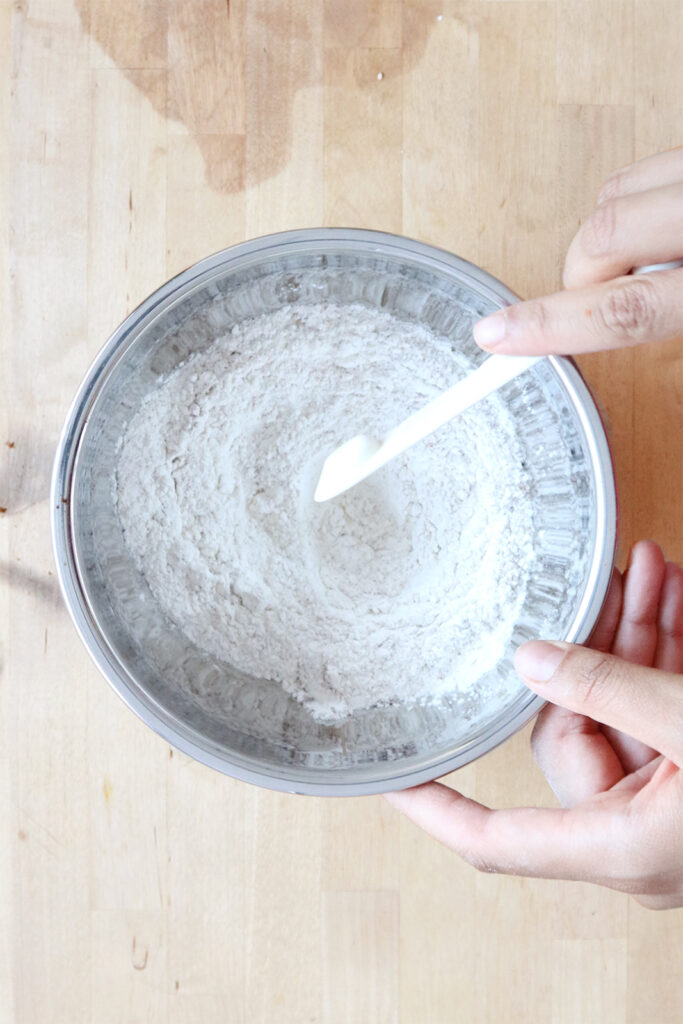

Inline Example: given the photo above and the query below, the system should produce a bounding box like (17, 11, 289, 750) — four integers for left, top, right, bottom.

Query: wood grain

(88, 68, 168, 344)
(0, 3, 13, 1019)
(245, 0, 324, 235)
(8, 11, 92, 1022)
(3, 1, 683, 1022)
(323, 890, 399, 1024)
(402, 2, 479, 255)
(478, 2, 559, 297)
(166, 133, 246, 275)
(551, 938, 628, 1024)
(168, 0, 246, 135)
(88, 0, 168, 71)
(322, 795, 399, 890)
(557, 0, 634, 106)
(323, 44, 403, 230)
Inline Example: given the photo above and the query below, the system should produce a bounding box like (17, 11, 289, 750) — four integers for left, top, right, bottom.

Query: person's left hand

(384, 540, 683, 909)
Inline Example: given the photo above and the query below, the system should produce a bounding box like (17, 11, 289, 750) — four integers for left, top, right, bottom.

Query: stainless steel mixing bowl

(51, 229, 617, 795)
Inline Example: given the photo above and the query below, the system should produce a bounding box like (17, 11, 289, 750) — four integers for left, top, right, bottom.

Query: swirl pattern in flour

(116, 303, 535, 722)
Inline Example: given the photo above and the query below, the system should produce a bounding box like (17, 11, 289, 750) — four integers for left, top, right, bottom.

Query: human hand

(385, 541, 683, 909)
(473, 148, 683, 355)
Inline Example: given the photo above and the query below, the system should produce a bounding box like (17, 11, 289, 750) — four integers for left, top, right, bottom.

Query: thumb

(515, 641, 683, 765)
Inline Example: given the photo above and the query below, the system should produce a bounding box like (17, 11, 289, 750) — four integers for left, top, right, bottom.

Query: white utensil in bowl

(313, 352, 540, 502)
(313, 259, 683, 504)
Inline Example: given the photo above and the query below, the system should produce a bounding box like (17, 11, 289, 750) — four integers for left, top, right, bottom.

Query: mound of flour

(116, 303, 535, 722)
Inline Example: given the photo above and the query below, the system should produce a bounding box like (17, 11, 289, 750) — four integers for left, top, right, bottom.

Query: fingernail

(473, 312, 506, 349)
(514, 641, 567, 684)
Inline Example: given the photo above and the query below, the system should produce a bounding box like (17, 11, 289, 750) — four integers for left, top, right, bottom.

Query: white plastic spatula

(313, 353, 541, 502)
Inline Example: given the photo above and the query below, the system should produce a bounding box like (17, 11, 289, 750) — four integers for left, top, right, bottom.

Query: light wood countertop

(2, 1, 682, 1021)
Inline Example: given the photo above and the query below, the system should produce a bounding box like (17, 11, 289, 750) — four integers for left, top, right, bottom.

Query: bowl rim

(51, 228, 617, 796)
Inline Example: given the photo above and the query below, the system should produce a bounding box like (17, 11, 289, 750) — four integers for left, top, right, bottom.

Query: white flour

(116, 303, 535, 722)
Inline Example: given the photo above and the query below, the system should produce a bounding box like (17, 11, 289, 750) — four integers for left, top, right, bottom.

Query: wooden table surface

(2, 1, 683, 1021)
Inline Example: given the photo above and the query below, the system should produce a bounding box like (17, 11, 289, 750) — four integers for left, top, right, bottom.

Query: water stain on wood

(73, 0, 435, 194)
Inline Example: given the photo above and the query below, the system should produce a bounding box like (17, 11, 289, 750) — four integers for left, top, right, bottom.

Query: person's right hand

(473, 148, 683, 355)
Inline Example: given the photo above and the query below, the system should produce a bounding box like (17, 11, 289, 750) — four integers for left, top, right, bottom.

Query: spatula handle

(381, 353, 541, 460)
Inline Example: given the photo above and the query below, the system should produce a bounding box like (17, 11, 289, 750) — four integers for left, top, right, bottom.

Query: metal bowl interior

(51, 229, 616, 795)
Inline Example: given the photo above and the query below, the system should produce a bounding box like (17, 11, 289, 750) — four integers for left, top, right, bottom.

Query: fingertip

(476, 298, 563, 357)
(383, 786, 418, 810)
(622, 540, 666, 588)
(629, 539, 665, 565)
(383, 781, 442, 810)
(382, 782, 482, 849)
(514, 640, 570, 686)
(473, 306, 546, 354)
(473, 311, 507, 350)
